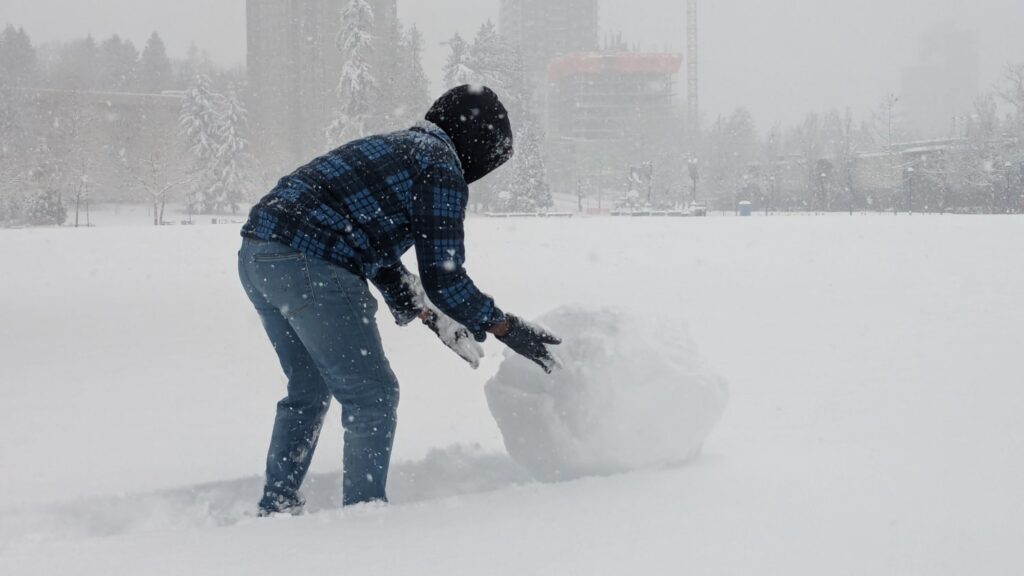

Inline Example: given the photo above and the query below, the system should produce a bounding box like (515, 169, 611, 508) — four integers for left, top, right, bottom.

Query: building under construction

(546, 51, 684, 204)
(497, 1, 696, 207)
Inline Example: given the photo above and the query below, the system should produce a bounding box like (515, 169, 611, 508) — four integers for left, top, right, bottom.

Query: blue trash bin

(738, 201, 752, 217)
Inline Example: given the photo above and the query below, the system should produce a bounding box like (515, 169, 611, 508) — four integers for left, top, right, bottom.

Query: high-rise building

(498, 0, 600, 82)
(900, 25, 980, 139)
(246, 0, 397, 174)
(687, 0, 699, 133)
(546, 52, 683, 201)
(498, 0, 601, 195)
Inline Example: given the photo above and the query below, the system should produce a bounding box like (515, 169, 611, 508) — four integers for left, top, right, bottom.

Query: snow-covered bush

(0, 187, 25, 226)
(25, 188, 67, 226)
(486, 307, 728, 482)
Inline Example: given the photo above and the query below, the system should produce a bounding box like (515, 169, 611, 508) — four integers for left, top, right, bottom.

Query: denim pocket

(249, 250, 316, 318)
(252, 251, 304, 263)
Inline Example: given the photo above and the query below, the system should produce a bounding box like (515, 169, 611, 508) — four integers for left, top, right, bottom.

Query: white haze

(2, 0, 1024, 126)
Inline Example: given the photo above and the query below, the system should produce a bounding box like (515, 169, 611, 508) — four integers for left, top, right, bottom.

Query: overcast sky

(3, 0, 1023, 128)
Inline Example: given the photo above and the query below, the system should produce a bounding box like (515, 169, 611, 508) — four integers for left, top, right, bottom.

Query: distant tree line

(0, 24, 251, 226)
(689, 68, 1024, 215)
(1, 4, 554, 226)
(6, 14, 1023, 226)
(1, 25, 230, 95)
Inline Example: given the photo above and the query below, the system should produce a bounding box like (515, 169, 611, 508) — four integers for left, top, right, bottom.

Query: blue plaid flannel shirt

(241, 121, 505, 340)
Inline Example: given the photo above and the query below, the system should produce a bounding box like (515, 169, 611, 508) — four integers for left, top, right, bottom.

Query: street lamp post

(74, 175, 89, 228)
(906, 166, 915, 215)
(687, 157, 699, 206)
(819, 172, 828, 214)
(645, 161, 655, 207)
(1005, 161, 1014, 214)
(1019, 161, 1024, 214)
(741, 174, 750, 215)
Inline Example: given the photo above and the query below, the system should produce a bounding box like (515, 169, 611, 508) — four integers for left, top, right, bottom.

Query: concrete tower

(499, 0, 600, 82)
(246, 0, 398, 174)
(687, 0, 699, 133)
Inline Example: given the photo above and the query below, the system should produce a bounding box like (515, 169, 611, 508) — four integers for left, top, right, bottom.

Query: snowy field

(1, 213, 1022, 575)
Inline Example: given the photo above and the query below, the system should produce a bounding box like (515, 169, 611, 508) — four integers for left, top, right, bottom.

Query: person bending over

(237, 85, 561, 515)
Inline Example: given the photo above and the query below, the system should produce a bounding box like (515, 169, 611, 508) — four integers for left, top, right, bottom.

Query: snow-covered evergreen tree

(442, 33, 474, 88)
(373, 16, 406, 131)
(466, 21, 529, 112)
(176, 42, 213, 88)
(0, 25, 36, 86)
(137, 32, 174, 93)
(179, 74, 224, 213)
(97, 35, 138, 91)
(53, 35, 99, 91)
(211, 91, 256, 214)
(180, 76, 257, 214)
(327, 0, 377, 147)
(459, 22, 549, 212)
(396, 25, 431, 125)
(503, 114, 552, 212)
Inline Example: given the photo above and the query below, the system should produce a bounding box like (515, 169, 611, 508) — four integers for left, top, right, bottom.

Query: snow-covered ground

(1, 212, 1022, 574)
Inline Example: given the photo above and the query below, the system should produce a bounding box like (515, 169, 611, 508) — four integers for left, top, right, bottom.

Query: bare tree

(825, 108, 859, 212)
(997, 63, 1024, 132)
(133, 149, 192, 226)
(0, 165, 29, 225)
(868, 94, 905, 210)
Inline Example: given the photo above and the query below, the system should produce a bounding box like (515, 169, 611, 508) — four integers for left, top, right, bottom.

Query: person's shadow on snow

(306, 445, 532, 512)
(0, 446, 532, 548)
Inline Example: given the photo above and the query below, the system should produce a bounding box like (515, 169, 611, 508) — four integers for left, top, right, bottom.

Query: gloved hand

(421, 308, 485, 369)
(495, 314, 562, 374)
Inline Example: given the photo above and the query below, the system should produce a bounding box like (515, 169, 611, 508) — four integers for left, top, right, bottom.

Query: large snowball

(485, 307, 728, 482)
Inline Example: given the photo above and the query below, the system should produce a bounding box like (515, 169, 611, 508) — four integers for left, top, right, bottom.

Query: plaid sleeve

(370, 262, 423, 326)
(411, 162, 505, 341)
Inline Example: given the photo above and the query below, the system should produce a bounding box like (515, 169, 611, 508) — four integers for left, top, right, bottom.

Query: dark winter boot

(257, 490, 305, 517)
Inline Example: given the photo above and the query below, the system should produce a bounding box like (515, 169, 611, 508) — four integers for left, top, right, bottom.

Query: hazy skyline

(2, 0, 1023, 128)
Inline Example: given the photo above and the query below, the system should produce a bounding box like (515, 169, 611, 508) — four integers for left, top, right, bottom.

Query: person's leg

(239, 240, 332, 514)
(288, 259, 401, 506)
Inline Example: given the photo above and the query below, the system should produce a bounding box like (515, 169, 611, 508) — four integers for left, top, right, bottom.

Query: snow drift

(485, 307, 728, 482)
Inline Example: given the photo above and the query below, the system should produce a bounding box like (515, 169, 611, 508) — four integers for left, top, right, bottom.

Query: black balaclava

(425, 85, 514, 184)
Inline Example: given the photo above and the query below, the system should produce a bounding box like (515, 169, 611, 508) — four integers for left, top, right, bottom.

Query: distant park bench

(483, 212, 576, 219)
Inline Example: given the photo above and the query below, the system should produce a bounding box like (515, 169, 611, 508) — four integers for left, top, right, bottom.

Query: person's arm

(370, 262, 423, 326)
(370, 256, 487, 368)
(411, 162, 505, 341)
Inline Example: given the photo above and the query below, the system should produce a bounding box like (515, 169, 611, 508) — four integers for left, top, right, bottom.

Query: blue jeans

(238, 238, 400, 509)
